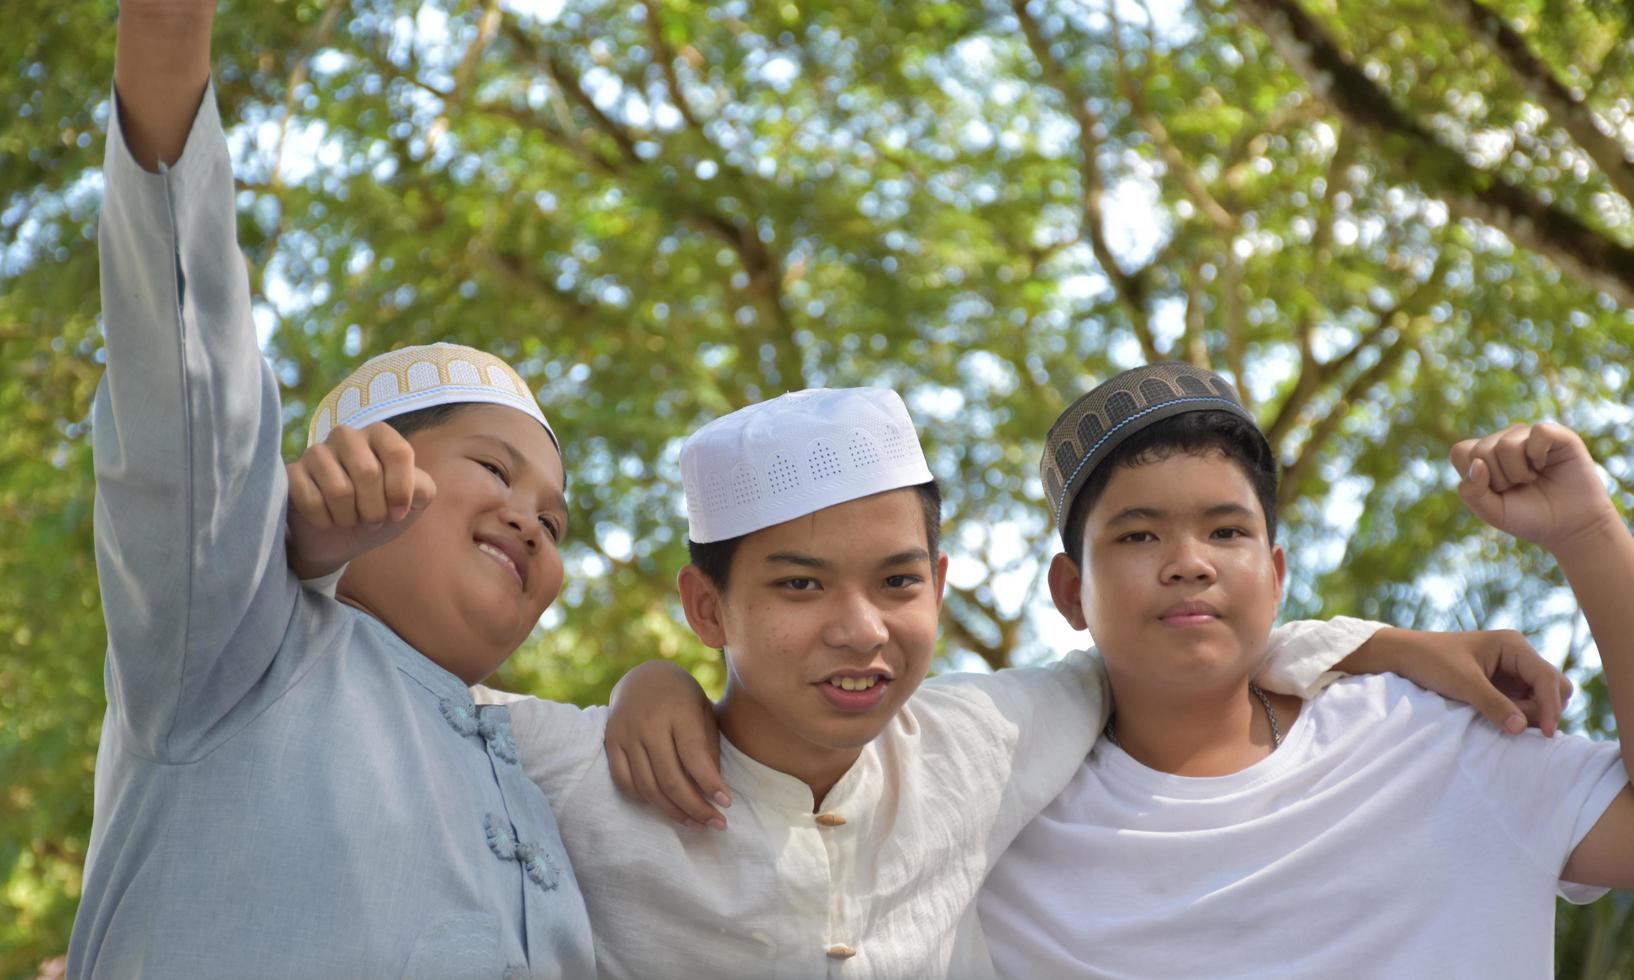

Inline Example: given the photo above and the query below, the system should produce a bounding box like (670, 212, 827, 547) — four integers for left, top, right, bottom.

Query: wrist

(1333, 626, 1404, 676)
(1548, 508, 1630, 568)
(287, 544, 347, 582)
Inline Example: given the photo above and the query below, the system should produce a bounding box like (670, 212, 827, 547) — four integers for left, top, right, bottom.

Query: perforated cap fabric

(307, 343, 556, 448)
(1041, 362, 1267, 546)
(681, 388, 934, 543)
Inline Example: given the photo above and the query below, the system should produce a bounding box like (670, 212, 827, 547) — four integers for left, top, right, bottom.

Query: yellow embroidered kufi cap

(307, 343, 557, 448)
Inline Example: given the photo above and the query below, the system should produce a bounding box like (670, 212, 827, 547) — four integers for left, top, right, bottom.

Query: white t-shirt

(474, 618, 1380, 979)
(977, 673, 1628, 980)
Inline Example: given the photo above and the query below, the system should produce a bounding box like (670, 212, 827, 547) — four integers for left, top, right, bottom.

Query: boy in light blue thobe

(69, 5, 593, 977)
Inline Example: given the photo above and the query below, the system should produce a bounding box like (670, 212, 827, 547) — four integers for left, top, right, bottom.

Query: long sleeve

(94, 83, 298, 761)
(1256, 616, 1386, 697)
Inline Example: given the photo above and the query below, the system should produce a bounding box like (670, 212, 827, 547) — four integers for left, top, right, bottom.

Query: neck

(1106, 677, 1300, 776)
(716, 690, 862, 810)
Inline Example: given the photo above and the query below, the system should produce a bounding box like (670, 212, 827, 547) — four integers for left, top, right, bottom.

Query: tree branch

(943, 583, 1022, 672)
(1452, 0, 1634, 207)
(1236, 0, 1634, 307)
(1278, 329, 1415, 506)
(1012, 0, 1159, 359)
(639, 0, 705, 132)
(425, 0, 503, 156)
(1114, 0, 1236, 231)
(502, 17, 641, 165)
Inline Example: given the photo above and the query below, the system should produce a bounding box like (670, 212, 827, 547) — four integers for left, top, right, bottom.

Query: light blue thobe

(67, 84, 595, 979)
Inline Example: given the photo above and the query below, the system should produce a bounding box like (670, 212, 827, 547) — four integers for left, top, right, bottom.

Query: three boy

(81, 7, 1608, 978)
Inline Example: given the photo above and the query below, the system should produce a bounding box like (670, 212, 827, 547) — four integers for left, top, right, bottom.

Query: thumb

(1463, 673, 1528, 735)
(411, 467, 437, 511)
(1456, 457, 1504, 527)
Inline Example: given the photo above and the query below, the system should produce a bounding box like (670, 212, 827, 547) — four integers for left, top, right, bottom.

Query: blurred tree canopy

(4, 0, 1633, 974)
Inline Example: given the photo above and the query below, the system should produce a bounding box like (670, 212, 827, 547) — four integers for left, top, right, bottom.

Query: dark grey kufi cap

(1041, 362, 1267, 547)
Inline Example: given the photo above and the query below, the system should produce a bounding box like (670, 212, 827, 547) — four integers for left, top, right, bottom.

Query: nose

(822, 589, 889, 653)
(499, 506, 542, 554)
(1161, 535, 1216, 584)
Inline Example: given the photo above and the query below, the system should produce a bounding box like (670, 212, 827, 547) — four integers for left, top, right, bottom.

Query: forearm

(115, 0, 216, 171)
(1553, 513, 1634, 780)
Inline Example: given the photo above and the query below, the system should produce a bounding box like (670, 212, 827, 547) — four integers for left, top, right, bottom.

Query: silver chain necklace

(1105, 682, 1281, 750)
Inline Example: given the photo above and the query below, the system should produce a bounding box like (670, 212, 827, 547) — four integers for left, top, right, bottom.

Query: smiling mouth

(476, 540, 523, 587)
(827, 675, 881, 692)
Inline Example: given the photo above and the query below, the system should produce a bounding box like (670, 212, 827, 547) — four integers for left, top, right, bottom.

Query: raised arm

(1451, 422, 1634, 887)
(96, 0, 298, 759)
(115, 0, 216, 171)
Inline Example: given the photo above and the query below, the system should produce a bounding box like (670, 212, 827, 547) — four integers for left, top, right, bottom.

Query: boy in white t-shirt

(287, 385, 1555, 978)
(977, 362, 1634, 978)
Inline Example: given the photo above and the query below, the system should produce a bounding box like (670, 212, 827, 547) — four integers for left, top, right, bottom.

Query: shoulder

(918, 649, 1104, 715)
(472, 687, 608, 743)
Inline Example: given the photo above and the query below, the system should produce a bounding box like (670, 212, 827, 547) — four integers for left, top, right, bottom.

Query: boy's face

(681, 488, 948, 780)
(339, 404, 567, 684)
(1049, 450, 1285, 698)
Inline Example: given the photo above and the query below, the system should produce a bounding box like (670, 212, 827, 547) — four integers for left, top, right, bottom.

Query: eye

(539, 515, 564, 542)
(1212, 527, 1247, 540)
(478, 460, 510, 485)
(884, 574, 922, 589)
(780, 577, 820, 592)
(1118, 530, 1156, 543)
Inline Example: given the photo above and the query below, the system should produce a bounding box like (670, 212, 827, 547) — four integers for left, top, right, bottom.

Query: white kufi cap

(681, 387, 933, 543)
(308, 342, 556, 448)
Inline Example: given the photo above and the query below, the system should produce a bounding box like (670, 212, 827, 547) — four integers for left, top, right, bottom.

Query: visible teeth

(477, 542, 515, 570)
(830, 676, 879, 692)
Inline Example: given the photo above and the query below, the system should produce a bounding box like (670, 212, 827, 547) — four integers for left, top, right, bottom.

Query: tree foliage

(4, 0, 1633, 974)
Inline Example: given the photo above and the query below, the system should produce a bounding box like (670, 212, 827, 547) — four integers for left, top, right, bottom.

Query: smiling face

(338, 404, 568, 684)
(1049, 450, 1286, 702)
(678, 487, 948, 797)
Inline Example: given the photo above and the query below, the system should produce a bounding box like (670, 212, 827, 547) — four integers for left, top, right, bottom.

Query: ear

(676, 565, 728, 649)
(930, 551, 950, 608)
(1047, 552, 1089, 631)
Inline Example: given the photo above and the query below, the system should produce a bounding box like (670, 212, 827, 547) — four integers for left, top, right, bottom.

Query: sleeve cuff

(1257, 616, 1388, 698)
(299, 564, 346, 599)
(105, 77, 228, 190)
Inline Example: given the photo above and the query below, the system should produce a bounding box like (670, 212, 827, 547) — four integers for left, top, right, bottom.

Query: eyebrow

(762, 548, 932, 570)
(1105, 503, 1258, 526)
(468, 434, 569, 515)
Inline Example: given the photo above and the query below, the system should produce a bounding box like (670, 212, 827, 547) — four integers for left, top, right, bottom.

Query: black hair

(1062, 411, 1278, 563)
(688, 480, 943, 591)
(381, 402, 568, 493)
(382, 403, 474, 439)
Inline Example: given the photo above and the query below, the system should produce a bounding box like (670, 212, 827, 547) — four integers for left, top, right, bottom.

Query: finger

(1524, 423, 1557, 473)
(1501, 638, 1565, 738)
(286, 463, 334, 529)
(1463, 669, 1528, 735)
(607, 744, 637, 799)
(628, 746, 700, 828)
(676, 729, 732, 812)
(1492, 427, 1539, 491)
(329, 426, 389, 525)
(366, 423, 418, 521)
(302, 443, 360, 527)
(411, 467, 437, 512)
(1471, 431, 1513, 493)
(1457, 458, 1504, 527)
(652, 733, 726, 829)
(1448, 439, 1478, 480)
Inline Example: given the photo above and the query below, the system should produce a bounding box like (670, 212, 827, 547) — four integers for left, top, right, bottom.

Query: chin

(811, 714, 896, 751)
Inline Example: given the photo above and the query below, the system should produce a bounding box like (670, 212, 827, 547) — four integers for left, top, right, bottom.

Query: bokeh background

(5, 0, 1634, 974)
